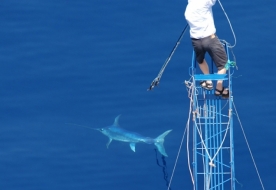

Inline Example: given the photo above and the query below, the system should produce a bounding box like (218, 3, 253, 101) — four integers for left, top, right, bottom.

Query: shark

(94, 115, 172, 157)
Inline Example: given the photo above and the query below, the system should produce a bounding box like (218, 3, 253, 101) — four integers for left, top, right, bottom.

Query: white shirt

(185, 0, 216, 39)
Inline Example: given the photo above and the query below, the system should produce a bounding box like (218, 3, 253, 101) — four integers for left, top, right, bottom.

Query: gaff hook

(148, 77, 160, 91)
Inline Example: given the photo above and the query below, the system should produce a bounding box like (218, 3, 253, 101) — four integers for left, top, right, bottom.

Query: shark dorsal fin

(113, 115, 121, 127)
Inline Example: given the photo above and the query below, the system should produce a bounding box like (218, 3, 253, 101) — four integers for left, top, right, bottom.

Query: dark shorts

(191, 35, 227, 70)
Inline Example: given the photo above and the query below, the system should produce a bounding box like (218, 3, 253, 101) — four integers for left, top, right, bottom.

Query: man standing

(185, 0, 229, 97)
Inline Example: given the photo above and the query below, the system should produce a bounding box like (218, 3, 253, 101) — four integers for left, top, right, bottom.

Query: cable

(233, 101, 266, 190)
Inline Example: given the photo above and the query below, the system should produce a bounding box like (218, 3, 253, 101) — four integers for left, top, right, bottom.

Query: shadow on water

(154, 148, 171, 190)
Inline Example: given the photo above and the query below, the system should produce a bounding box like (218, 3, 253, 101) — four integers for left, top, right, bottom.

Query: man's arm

(207, 0, 216, 6)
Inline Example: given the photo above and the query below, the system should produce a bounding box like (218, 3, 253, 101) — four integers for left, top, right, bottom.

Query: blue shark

(95, 115, 172, 157)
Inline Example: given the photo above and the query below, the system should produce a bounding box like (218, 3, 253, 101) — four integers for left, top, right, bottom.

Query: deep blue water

(0, 0, 275, 189)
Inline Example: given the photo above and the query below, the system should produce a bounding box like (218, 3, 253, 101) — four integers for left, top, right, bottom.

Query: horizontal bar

(196, 147, 230, 150)
(197, 172, 231, 175)
(194, 74, 228, 81)
(194, 122, 230, 124)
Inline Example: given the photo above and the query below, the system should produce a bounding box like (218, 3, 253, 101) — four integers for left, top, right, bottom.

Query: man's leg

(216, 68, 226, 90)
(215, 68, 229, 95)
(204, 35, 228, 94)
(199, 59, 212, 84)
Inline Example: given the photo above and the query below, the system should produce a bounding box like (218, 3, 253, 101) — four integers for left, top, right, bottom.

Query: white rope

(206, 166, 214, 190)
(186, 108, 194, 185)
(166, 80, 194, 190)
(185, 77, 198, 189)
(233, 101, 266, 190)
(187, 77, 196, 185)
(194, 114, 214, 190)
(217, 0, 237, 48)
(166, 123, 187, 190)
(193, 108, 231, 166)
(210, 118, 230, 163)
(194, 122, 212, 160)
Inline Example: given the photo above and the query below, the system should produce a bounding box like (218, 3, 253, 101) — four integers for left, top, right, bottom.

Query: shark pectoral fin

(129, 143, 136, 152)
(106, 138, 112, 149)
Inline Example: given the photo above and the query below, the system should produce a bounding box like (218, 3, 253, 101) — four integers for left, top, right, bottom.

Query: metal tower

(188, 41, 235, 190)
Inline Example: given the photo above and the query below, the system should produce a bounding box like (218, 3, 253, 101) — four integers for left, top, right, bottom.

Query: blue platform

(194, 74, 228, 81)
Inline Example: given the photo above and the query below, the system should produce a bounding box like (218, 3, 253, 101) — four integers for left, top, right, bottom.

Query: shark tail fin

(154, 130, 172, 157)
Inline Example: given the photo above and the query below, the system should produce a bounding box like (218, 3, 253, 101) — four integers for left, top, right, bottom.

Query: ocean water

(0, 0, 275, 189)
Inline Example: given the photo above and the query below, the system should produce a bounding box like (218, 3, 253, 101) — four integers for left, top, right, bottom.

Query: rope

(210, 109, 232, 164)
(194, 118, 230, 165)
(187, 81, 195, 185)
(166, 79, 194, 190)
(225, 60, 236, 70)
(217, 0, 237, 48)
(233, 101, 266, 190)
(166, 110, 188, 190)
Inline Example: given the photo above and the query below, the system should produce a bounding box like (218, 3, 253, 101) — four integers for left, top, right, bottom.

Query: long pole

(148, 24, 188, 91)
